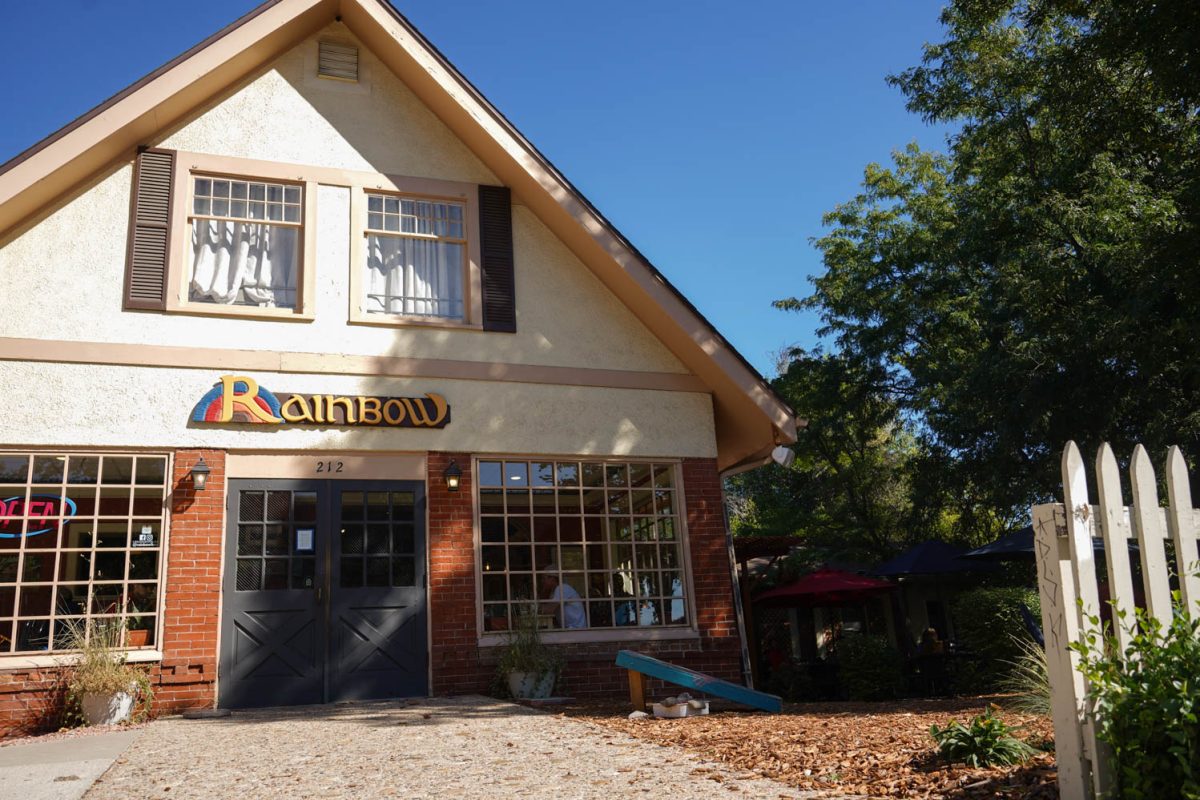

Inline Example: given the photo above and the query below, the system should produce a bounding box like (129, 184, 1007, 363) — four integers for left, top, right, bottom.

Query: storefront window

(0, 453, 168, 654)
(477, 459, 688, 632)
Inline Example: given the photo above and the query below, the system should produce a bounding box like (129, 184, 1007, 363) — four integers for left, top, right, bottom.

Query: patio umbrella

(872, 540, 998, 577)
(754, 568, 895, 607)
(961, 526, 1133, 562)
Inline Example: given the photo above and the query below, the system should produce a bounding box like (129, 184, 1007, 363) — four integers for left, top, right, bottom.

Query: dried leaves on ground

(565, 695, 1056, 798)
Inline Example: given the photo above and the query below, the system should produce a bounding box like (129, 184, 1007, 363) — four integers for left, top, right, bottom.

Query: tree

(728, 349, 957, 561)
(779, 0, 1200, 516)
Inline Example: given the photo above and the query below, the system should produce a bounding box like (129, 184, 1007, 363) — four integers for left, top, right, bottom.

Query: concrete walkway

(82, 696, 816, 799)
(0, 728, 139, 800)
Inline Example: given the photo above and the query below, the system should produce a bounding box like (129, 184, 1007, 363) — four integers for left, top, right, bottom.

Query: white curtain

(190, 220, 298, 307)
(365, 235, 463, 318)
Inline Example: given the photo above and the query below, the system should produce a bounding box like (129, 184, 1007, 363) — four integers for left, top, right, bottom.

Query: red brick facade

(1, 450, 743, 737)
(428, 455, 744, 699)
(0, 449, 222, 738)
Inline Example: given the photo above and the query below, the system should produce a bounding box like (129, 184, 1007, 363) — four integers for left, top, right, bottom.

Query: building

(0, 0, 797, 734)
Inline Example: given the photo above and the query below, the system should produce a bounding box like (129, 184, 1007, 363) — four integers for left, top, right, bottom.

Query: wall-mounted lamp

(191, 457, 212, 491)
(443, 459, 462, 492)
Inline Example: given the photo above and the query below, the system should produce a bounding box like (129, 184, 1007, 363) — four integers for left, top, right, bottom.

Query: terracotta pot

(127, 629, 150, 648)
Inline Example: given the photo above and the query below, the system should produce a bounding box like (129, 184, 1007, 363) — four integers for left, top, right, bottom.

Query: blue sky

(0, 1, 952, 377)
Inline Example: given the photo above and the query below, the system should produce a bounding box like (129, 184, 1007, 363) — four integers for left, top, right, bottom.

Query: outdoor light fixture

(191, 457, 212, 491)
(443, 459, 462, 492)
(771, 445, 796, 468)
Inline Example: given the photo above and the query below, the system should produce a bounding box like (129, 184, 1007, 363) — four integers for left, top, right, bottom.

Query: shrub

(951, 587, 1041, 690)
(62, 620, 153, 726)
(930, 706, 1038, 767)
(494, 604, 563, 693)
(1072, 601, 1200, 799)
(837, 634, 905, 700)
(999, 634, 1050, 716)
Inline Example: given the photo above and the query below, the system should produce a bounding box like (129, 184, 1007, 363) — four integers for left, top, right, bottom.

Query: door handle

(315, 586, 324, 603)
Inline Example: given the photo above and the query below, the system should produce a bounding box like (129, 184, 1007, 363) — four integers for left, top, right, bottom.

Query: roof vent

(318, 40, 359, 82)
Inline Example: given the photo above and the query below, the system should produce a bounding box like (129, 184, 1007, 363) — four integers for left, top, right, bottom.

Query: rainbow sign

(191, 375, 450, 429)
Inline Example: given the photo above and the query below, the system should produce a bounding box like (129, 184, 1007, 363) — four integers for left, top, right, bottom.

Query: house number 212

(315, 460, 344, 474)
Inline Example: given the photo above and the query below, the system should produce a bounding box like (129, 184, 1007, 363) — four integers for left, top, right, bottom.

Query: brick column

(679, 457, 743, 680)
(427, 452, 487, 694)
(157, 449, 224, 711)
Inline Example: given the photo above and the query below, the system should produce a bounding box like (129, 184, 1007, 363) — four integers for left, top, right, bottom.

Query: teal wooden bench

(615, 650, 782, 713)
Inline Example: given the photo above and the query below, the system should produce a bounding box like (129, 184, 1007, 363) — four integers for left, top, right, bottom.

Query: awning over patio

(754, 568, 895, 607)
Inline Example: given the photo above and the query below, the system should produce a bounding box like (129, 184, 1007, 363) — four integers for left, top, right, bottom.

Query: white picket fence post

(1034, 441, 1200, 799)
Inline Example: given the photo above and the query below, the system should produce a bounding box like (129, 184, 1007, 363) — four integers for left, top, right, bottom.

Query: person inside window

(538, 566, 586, 629)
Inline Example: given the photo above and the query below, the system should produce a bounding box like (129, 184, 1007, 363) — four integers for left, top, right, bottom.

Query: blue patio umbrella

(962, 526, 1134, 561)
(873, 540, 999, 577)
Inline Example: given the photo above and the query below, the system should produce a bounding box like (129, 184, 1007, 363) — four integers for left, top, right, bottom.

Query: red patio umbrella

(754, 568, 895, 607)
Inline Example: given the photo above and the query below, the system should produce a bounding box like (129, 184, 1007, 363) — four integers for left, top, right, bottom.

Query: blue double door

(218, 480, 427, 708)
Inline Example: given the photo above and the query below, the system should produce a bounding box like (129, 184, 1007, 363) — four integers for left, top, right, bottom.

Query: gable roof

(0, 0, 799, 471)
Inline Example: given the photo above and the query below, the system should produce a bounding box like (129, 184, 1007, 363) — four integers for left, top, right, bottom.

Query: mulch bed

(563, 695, 1057, 798)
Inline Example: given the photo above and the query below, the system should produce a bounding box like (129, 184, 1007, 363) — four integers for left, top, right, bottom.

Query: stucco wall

(0, 25, 688, 377)
(0, 361, 717, 458)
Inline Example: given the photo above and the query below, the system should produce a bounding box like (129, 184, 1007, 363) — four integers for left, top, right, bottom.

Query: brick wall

(154, 449, 223, 712)
(0, 449, 223, 737)
(428, 454, 743, 699)
(427, 452, 487, 693)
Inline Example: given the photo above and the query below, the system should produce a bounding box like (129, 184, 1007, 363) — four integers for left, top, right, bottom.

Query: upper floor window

(363, 193, 466, 321)
(188, 176, 303, 310)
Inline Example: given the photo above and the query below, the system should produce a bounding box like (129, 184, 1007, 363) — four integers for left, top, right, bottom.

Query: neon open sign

(0, 495, 77, 538)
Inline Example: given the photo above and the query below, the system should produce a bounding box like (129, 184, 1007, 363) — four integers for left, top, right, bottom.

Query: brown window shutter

(123, 148, 175, 311)
(478, 184, 516, 332)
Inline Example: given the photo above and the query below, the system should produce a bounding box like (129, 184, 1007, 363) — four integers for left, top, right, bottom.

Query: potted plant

(65, 621, 153, 726)
(497, 604, 563, 699)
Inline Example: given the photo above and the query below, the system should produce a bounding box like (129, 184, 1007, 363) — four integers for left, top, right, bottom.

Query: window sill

(348, 314, 482, 331)
(167, 303, 315, 323)
(0, 650, 163, 670)
(477, 627, 700, 648)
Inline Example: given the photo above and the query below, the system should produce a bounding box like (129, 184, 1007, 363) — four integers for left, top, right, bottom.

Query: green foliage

(951, 587, 1040, 690)
(836, 634, 905, 701)
(930, 707, 1038, 767)
(999, 634, 1050, 716)
(775, 0, 1200, 521)
(62, 621, 153, 726)
(495, 604, 563, 686)
(727, 350, 983, 561)
(1072, 601, 1200, 799)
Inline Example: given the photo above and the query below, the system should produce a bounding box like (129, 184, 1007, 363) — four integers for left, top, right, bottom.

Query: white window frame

(0, 451, 172, 667)
(472, 455, 700, 647)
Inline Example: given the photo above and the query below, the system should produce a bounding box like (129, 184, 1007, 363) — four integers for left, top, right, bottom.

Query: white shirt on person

(550, 583, 587, 628)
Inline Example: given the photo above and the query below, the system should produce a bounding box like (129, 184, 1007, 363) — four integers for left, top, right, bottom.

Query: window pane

(101, 457, 133, 485)
(31, 456, 63, 484)
(189, 221, 299, 310)
(66, 456, 99, 484)
(478, 461, 503, 487)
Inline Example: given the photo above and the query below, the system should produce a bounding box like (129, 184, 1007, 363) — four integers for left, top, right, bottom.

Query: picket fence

(1032, 442, 1200, 799)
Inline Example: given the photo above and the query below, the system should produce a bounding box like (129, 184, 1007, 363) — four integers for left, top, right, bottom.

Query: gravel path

(84, 696, 820, 799)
